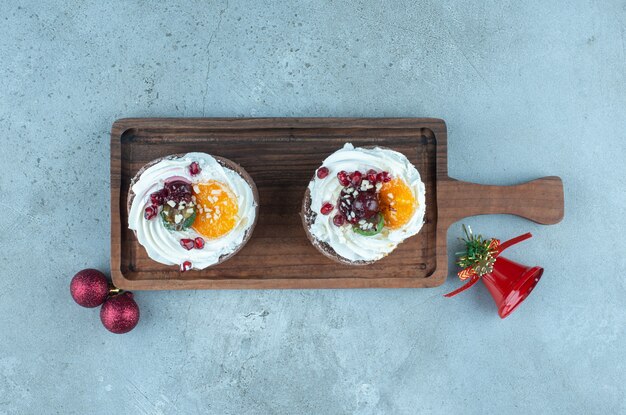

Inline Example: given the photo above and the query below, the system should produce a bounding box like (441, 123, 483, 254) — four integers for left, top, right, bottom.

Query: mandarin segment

(378, 178, 417, 229)
(192, 180, 239, 239)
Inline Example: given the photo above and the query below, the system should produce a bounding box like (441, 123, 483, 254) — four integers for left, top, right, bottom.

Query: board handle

(440, 176, 564, 225)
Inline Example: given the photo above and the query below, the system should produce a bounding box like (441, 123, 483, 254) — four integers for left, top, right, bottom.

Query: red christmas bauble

(100, 292, 140, 334)
(70, 269, 109, 308)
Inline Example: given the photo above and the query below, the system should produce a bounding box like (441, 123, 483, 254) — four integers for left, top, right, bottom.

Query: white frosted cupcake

(128, 152, 258, 271)
(302, 143, 426, 265)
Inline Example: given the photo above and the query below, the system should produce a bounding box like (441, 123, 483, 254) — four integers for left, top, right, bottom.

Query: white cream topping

(307, 143, 426, 262)
(128, 152, 256, 270)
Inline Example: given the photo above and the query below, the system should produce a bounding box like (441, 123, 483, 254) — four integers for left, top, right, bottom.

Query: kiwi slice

(161, 202, 197, 231)
(353, 213, 384, 236)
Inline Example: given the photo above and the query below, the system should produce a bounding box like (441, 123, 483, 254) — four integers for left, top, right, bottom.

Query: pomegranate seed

(150, 191, 164, 206)
(337, 170, 350, 186)
(180, 261, 192, 272)
(353, 192, 379, 219)
(366, 169, 377, 183)
(382, 171, 392, 182)
(333, 214, 345, 227)
(144, 205, 158, 220)
(316, 166, 329, 179)
(165, 180, 193, 203)
(194, 237, 205, 249)
(320, 202, 334, 215)
(180, 239, 195, 250)
(350, 171, 362, 186)
(189, 161, 201, 176)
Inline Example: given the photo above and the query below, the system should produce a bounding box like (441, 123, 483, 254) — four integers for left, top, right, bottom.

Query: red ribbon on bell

(444, 233, 543, 319)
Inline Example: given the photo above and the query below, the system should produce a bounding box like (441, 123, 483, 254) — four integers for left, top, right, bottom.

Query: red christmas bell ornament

(444, 226, 543, 319)
(70, 269, 110, 308)
(481, 256, 543, 318)
(100, 292, 140, 334)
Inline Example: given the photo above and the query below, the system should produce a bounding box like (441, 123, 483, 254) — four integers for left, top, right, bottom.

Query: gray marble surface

(1, 1, 624, 414)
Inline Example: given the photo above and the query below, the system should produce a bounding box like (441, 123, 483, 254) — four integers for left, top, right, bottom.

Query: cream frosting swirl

(307, 143, 426, 262)
(128, 152, 257, 270)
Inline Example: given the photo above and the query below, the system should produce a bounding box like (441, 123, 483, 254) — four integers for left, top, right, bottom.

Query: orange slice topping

(192, 180, 239, 239)
(378, 178, 417, 229)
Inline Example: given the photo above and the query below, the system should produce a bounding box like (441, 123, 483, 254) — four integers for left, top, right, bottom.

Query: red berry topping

(376, 172, 384, 183)
(180, 261, 192, 272)
(353, 192, 379, 219)
(366, 169, 377, 183)
(382, 171, 392, 182)
(144, 205, 158, 220)
(320, 202, 334, 215)
(180, 238, 195, 250)
(150, 191, 164, 206)
(350, 171, 362, 186)
(316, 166, 329, 179)
(337, 170, 350, 186)
(338, 184, 381, 224)
(164, 180, 193, 203)
(333, 214, 345, 227)
(189, 161, 201, 176)
(194, 237, 205, 249)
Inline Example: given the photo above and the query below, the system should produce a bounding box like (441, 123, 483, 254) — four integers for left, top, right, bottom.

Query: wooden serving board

(111, 118, 564, 290)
